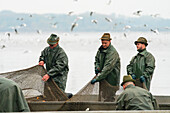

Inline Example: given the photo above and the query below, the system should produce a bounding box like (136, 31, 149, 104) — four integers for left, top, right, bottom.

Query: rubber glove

(91, 79, 97, 84)
(140, 76, 145, 83)
(131, 74, 136, 80)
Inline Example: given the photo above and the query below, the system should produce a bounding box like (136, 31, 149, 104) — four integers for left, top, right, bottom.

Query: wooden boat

(28, 95, 170, 111)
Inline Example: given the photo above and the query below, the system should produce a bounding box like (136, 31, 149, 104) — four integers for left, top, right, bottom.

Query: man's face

(49, 43, 58, 49)
(136, 43, 145, 51)
(101, 40, 111, 49)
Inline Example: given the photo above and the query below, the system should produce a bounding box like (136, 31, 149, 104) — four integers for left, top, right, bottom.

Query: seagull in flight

(91, 19, 98, 24)
(150, 29, 159, 34)
(133, 10, 142, 16)
(123, 25, 131, 30)
(90, 12, 94, 16)
(150, 14, 160, 18)
(20, 23, 27, 27)
(36, 30, 42, 34)
(68, 11, 74, 16)
(105, 17, 112, 22)
(71, 22, 78, 31)
(50, 22, 58, 28)
(107, 0, 112, 5)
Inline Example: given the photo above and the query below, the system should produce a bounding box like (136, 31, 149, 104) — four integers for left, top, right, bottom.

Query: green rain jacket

(0, 77, 30, 112)
(39, 45, 69, 92)
(116, 84, 159, 110)
(95, 44, 120, 86)
(127, 49, 155, 90)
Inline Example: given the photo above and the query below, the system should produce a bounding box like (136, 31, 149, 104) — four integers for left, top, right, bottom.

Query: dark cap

(100, 33, 112, 40)
(121, 75, 136, 86)
(134, 37, 148, 46)
(47, 34, 59, 45)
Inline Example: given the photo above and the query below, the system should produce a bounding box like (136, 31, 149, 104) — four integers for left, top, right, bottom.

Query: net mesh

(0, 65, 68, 101)
(0, 65, 119, 111)
(68, 75, 119, 102)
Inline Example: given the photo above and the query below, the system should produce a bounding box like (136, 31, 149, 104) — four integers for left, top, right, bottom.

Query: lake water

(0, 32, 170, 95)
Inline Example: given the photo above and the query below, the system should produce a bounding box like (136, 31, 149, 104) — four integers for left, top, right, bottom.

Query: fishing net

(0, 65, 119, 111)
(68, 75, 119, 102)
(0, 65, 68, 101)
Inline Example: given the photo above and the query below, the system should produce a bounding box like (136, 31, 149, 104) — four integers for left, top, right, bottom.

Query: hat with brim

(121, 75, 136, 86)
(47, 34, 59, 45)
(134, 37, 148, 46)
(100, 33, 112, 40)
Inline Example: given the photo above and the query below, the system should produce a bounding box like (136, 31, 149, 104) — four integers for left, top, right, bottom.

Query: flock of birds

(2, 0, 169, 40)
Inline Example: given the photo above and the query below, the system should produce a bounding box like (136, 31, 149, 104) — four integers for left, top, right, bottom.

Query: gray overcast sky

(0, 0, 170, 18)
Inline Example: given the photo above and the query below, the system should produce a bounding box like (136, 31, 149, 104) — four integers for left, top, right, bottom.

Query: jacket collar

(138, 48, 147, 56)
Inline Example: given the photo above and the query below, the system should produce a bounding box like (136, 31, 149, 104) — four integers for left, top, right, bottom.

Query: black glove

(131, 74, 136, 80)
(91, 79, 97, 84)
(140, 76, 145, 83)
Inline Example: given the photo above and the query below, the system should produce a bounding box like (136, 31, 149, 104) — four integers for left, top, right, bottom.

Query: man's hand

(140, 76, 145, 83)
(39, 61, 44, 66)
(131, 74, 136, 80)
(42, 74, 50, 81)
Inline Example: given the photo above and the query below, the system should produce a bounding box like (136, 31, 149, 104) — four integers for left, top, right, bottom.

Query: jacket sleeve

(39, 49, 46, 63)
(94, 51, 101, 71)
(116, 93, 125, 110)
(47, 52, 68, 77)
(150, 93, 159, 110)
(96, 51, 119, 81)
(143, 53, 155, 79)
(127, 56, 135, 75)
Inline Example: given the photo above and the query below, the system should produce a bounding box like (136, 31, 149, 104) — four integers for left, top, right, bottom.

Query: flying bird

(36, 30, 42, 34)
(107, 0, 112, 5)
(144, 24, 147, 27)
(105, 17, 112, 22)
(123, 25, 131, 30)
(5, 32, 10, 37)
(16, 17, 24, 21)
(20, 23, 27, 27)
(123, 33, 127, 37)
(68, 11, 74, 16)
(90, 12, 94, 16)
(91, 19, 98, 24)
(150, 29, 159, 34)
(71, 22, 78, 31)
(14, 28, 18, 34)
(50, 22, 58, 28)
(1, 45, 6, 49)
(133, 10, 142, 16)
(150, 14, 160, 18)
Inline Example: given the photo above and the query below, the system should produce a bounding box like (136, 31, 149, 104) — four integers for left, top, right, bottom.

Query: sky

(0, 0, 170, 18)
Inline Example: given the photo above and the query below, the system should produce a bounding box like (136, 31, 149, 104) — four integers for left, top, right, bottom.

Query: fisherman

(116, 75, 159, 110)
(127, 37, 155, 90)
(0, 77, 30, 112)
(91, 33, 120, 101)
(39, 33, 69, 93)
